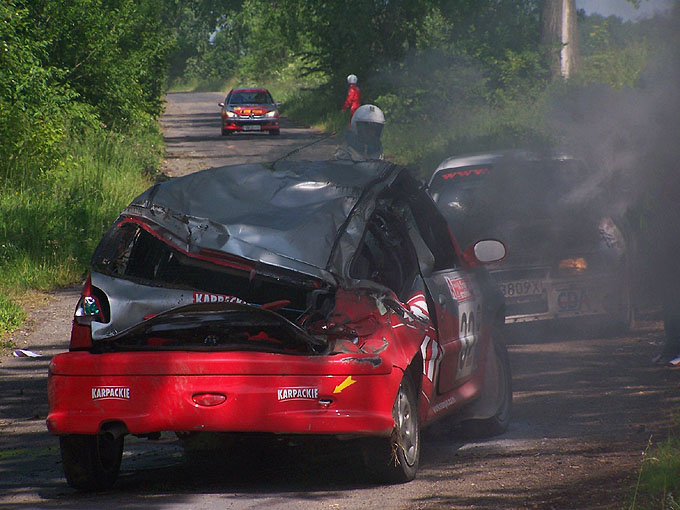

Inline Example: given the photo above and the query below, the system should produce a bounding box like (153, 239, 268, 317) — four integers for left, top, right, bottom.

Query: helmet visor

(355, 122, 384, 142)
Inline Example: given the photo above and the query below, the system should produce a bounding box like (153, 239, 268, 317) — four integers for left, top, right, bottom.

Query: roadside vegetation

(0, 0, 169, 340)
(629, 415, 680, 510)
(1, 0, 678, 504)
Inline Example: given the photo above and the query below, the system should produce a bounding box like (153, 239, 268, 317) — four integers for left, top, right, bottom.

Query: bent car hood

(123, 160, 395, 283)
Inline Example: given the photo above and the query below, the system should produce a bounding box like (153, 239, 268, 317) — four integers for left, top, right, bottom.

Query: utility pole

(542, 0, 580, 79)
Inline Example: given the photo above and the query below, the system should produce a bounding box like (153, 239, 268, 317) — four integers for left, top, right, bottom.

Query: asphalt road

(1, 92, 679, 510)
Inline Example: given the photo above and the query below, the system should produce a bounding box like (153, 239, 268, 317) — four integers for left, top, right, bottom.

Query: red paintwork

(49, 277, 489, 440)
(221, 120, 279, 133)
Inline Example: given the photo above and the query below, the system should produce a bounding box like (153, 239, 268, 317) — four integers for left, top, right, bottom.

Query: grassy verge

(0, 125, 162, 347)
(629, 415, 680, 510)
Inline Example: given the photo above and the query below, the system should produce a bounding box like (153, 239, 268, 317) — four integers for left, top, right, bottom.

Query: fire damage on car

(47, 160, 512, 490)
(428, 150, 632, 329)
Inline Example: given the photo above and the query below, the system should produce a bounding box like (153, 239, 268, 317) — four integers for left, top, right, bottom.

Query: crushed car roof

(123, 160, 399, 283)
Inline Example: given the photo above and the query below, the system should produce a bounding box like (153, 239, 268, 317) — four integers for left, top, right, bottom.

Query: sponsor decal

(558, 290, 591, 311)
(420, 336, 442, 383)
(445, 276, 473, 302)
(193, 292, 245, 304)
(92, 386, 130, 400)
(441, 168, 490, 180)
(333, 376, 356, 394)
(432, 395, 456, 414)
(277, 387, 319, 401)
(407, 292, 430, 321)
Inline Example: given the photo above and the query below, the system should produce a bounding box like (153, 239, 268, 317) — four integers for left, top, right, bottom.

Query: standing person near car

(334, 104, 385, 161)
(650, 165, 680, 366)
(341, 74, 361, 121)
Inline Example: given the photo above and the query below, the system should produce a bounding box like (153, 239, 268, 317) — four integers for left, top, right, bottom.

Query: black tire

(60, 433, 123, 491)
(362, 375, 420, 483)
(461, 328, 513, 438)
(269, 129, 280, 136)
(221, 127, 231, 136)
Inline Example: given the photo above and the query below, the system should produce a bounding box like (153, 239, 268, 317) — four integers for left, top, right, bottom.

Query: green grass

(0, 125, 162, 347)
(628, 417, 680, 509)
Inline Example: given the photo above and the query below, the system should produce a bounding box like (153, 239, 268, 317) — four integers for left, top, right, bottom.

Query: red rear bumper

(47, 351, 399, 437)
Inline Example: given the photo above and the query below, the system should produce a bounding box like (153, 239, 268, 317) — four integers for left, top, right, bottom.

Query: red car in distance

(218, 88, 280, 136)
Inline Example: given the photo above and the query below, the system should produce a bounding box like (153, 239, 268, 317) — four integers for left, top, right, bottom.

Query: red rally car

(218, 88, 280, 136)
(47, 160, 512, 490)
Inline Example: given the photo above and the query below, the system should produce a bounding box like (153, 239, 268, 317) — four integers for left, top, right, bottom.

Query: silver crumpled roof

(123, 160, 397, 283)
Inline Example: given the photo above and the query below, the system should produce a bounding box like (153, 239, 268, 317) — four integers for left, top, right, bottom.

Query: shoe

(667, 355, 680, 367)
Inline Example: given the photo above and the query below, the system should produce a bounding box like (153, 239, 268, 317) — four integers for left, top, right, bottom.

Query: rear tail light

(557, 257, 588, 276)
(69, 275, 107, 351)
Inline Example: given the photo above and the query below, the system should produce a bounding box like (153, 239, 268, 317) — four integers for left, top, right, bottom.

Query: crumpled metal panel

(125, 161, 395, 282)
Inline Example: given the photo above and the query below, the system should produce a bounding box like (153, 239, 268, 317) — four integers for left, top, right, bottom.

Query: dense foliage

(0, 0, 170, 340)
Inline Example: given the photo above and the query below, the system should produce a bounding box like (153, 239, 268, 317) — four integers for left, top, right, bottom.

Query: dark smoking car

(47, 160, 511, 490)
(218, 88, 280, 136)
(428, 150, 633, 329)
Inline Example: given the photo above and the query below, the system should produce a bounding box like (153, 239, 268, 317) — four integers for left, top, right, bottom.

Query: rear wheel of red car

(362, 374, 420, 483)
(461, 327, 512, 438)
(269, 129, 280, 136)
(60, 433, 123, 491)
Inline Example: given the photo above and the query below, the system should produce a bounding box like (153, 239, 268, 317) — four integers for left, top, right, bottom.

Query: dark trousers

(663, 303, 680, 358)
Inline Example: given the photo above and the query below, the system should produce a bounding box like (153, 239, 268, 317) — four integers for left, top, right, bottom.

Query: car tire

(60, 433, 124, 491)
(460, 327, 513, 438)
(362, 374, 420, 483)
(269, 129, 280, 136)
(221, 128, 231, 136)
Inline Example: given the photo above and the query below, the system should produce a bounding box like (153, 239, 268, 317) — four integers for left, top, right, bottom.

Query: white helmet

(351, 104, 385, 127)
(347, 74, 358, 84)
(351, 104, 385, 142)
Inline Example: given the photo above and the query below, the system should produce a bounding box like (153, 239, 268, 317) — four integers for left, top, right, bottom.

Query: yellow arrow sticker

(333, 376, 357, 394)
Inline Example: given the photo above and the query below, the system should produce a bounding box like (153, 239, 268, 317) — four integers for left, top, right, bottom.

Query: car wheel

(461, 326, 512, 438)
(60, 433, 123, 491)
(362, 374, 420, 483)
(269, 129, 280, 136)
(221, 127, 231, 136)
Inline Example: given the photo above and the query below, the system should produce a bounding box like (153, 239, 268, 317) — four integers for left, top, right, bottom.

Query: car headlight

(558, 257, 588, 275)
(265, 110, 278, 118)
(225, 110, 237, 118)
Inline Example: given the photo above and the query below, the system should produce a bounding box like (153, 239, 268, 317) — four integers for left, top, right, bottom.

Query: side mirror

(218, 102, 225, 108)
(467, 239, 506, 264)
(275, 102, 283, 107)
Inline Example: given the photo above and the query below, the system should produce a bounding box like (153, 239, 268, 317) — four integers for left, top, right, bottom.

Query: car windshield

(228, 90, 273, 105)
(429, 158, 599, 248)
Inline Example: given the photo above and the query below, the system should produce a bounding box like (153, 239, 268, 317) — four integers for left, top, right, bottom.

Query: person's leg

(662, 304, 680, 360)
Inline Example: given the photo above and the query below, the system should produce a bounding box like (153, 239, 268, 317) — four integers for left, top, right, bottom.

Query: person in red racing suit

(342, 74, 361, 120)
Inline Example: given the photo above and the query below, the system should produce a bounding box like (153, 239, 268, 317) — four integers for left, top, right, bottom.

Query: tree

(542, 0, 580, 79)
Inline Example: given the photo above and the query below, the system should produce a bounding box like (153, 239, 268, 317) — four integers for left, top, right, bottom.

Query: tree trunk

(542, 0, 580, 79)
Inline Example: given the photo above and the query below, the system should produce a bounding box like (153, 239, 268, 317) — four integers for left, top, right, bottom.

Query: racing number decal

(557, 290, 591, 311)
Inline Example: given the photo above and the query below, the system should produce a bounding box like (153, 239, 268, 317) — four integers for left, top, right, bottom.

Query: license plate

(242, 125, 261, 131)
(499, 280, 544, 298)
